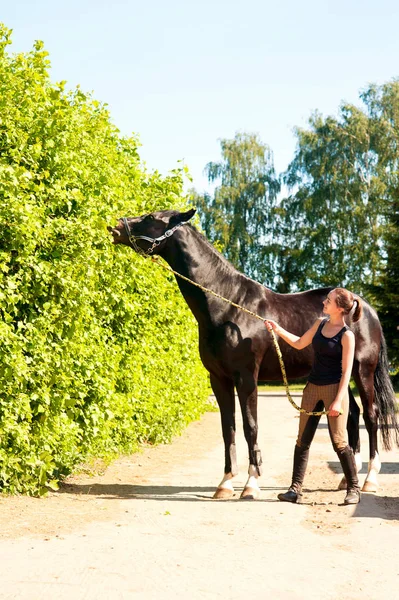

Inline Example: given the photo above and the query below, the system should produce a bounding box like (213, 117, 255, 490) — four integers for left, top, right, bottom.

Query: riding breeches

(296, 382, 349, 452)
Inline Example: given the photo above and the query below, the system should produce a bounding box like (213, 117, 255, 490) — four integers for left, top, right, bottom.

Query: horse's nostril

(107, 227, 121, 236)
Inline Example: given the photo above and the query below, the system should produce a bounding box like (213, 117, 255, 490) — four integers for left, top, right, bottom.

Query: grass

(258, 380, 399, 400)
(258, 382, 305, 392)
(208, 379, 399, 398)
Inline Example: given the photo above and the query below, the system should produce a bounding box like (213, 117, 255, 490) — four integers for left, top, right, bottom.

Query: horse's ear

(179, 208, 196, 223)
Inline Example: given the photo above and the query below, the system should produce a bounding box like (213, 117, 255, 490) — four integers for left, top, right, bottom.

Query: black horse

(108, 208, 399, 499)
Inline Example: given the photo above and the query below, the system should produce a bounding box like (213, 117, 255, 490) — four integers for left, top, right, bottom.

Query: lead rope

(147, 255, 332, 417)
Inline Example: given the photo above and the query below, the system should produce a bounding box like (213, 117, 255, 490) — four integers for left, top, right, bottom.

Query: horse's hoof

(240, 487, 260, 500)
(213, 487, 234, 499)
(338, 476, 347, 490)
(362, 480, 378, 493)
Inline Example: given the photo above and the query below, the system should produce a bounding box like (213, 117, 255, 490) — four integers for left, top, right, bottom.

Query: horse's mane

(185, 223, 268, 304)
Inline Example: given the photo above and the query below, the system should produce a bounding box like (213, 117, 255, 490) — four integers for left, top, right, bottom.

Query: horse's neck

(161, 226, 246, 326)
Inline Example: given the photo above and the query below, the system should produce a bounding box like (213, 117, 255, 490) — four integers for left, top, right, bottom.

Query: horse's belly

(259, 347, 313, 381)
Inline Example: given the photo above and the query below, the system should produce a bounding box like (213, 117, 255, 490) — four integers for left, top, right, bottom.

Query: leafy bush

(0, 24, 209, 495)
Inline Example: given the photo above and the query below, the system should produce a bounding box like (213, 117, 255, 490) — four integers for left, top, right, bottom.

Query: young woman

(265, 287, 363, 505)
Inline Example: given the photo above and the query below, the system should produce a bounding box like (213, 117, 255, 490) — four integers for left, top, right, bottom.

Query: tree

(364, 81, 399, 367)
(279, 106, 385, 293)
(373, 196, 399, 368)
(192, 132, 280, 285)
(278, 81, 399, 296)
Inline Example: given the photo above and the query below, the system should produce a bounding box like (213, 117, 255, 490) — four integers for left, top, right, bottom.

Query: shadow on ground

(58, 483, 287, 503)
(352, 493, 399, 520)
(327, 461, 399, 474)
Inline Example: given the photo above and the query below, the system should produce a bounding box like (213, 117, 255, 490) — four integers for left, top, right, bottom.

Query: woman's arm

(264, 318, 322, 350)
(328, 330, 355, 417)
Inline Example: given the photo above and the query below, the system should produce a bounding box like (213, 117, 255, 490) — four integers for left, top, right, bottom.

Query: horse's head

(108, 208, 196, 255)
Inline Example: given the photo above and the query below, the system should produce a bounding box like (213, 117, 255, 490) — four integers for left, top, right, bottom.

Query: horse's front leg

(236, 370, 262, 500)
(355, 367, 381, 492)
(210, 373, 237, 499)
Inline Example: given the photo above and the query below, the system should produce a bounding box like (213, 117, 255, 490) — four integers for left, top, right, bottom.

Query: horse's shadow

(351, 493, 399, 520)
(328, 460, 399, 475)
(58, 483, 399, 516)
(58, 483, 282, 502)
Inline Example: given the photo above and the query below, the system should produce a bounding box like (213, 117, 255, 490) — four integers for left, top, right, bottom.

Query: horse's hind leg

(354, 366, 381, 492)
(236, 369, 262, 500)
(338, 387, 363, 490)
(210, 373, 237, 499)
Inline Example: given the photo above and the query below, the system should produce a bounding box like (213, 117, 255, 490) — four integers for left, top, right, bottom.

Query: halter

(122, 216, 193, 255)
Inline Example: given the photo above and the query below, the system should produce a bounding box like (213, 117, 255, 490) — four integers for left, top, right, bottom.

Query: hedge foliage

(0, 25, 209, 495)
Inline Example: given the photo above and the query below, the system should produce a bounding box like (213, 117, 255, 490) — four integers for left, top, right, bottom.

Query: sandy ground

(0, 392, 398, 600)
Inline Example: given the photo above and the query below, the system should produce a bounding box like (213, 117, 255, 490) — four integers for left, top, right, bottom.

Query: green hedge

(0, 25, 209, 495)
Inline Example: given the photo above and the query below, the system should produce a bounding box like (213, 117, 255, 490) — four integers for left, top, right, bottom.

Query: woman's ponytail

(334, 288, 363, 322)
(352, 295, 363, 322)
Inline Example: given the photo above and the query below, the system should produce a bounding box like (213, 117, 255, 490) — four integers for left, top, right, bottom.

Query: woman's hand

(328, 400, 343, 417)
(264, 319, 279, 332)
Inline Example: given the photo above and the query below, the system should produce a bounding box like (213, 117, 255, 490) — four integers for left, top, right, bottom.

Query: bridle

(122, 216, 193, 255)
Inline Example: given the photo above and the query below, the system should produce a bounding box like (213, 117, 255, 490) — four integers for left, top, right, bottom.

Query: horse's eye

(145, 214, 155, 221)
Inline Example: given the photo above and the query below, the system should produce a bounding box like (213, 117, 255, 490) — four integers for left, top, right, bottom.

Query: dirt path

(0, 393, 398, 600)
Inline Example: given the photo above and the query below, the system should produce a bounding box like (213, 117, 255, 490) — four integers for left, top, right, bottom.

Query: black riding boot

(278, 445, 309, 503)
(337, 446, 361, 505)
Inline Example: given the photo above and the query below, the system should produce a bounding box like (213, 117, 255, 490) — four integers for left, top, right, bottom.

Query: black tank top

(308, 318, 349, 385)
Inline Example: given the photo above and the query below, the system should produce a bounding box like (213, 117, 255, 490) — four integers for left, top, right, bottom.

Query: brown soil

(0, 394, 398, 599)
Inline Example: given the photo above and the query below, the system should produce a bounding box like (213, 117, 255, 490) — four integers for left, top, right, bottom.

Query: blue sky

(2, 1, 399, 192)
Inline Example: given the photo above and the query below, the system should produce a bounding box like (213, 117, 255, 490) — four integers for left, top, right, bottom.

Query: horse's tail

(375, 333, 399, 451)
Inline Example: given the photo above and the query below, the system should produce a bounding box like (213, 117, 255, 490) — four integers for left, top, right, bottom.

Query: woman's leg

(324, 385, 360, 505)
(278, 383, 323, 503)
(324, 383, 349, 453)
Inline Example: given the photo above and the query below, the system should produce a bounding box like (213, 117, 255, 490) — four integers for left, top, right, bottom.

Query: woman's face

(322, 290, 341, 316)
